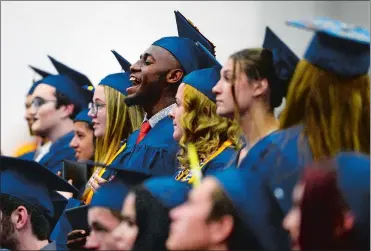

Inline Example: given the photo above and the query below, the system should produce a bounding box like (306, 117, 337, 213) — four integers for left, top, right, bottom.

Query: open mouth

(127, 75, 141, 95)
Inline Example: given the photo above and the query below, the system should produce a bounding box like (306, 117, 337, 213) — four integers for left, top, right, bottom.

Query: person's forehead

(88, 206, 112, 219)
(33, 83, 56, 97)
(144, 45, 176, 62)
(175, 83, 185, 99)
(74, 121, 90, 130)
(222, 59, 234, 72)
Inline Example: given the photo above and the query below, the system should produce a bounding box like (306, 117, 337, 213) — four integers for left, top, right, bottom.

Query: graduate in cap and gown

(64, 163, 151, 251)
(82, 50, 143, 205)
(50, 50, 143, 249)
(112, 177, 191, 250)
(205, 18, 370, 251)
(0, 156, 78, 250)
(212, 26, 299, 169)
(112, 11, 217, 176)
(166, 161, 263, 251)
(30, 56, 94, 174)
(69, 108, 95, 162)
(169, 65, 241, 184)
(16, 66, 52, 160)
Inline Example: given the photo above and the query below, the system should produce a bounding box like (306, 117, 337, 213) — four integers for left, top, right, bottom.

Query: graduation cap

(0, 156, 79, 232)
(74, 108, 92, 125)
(39, 55, 94, 109)
(65, 160, 152, 210)
(196, 41, 222, 68)
(263, 27, 299, 90)
(287, 17, 370, 77)
(27, 65, 52, 95)
(98, 50, 132, 96)
(143, 177, 191, 209)
(182, 66, 221, 103)
(152, 36, 206, 74)
(111, 50, 131, 72)
(175, 10, 216, 56)
(63, 159, 152, 230)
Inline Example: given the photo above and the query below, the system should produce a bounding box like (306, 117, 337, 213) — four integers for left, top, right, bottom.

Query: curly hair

(279, 60, 370, 159)
(177, 84, 241, 169)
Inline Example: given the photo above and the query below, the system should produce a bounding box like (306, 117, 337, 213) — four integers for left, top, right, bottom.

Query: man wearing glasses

(29, 56, 94, 174)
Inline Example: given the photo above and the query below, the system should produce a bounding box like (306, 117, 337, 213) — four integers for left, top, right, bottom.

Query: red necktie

(136, 121, 151, 144)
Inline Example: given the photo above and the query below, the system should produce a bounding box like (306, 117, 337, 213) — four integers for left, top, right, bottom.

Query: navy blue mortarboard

(98, 50, 132, 96)
(182, 66, 221, 102)
(111, 50, 131, 72)
(65, 163, 150, 230)
(287, 17, 370, 77)
(38, 56, 94, 109)
(263, 27, 299, 88)
(175, 10, 216, 56)
(75, 160, 152, 210)
(74, 108, 92, 125)
(0, 156, 78, 231)
(143, 177, 191, 209)
(28, 65, 52, 95)
(152, 36, 206, 74)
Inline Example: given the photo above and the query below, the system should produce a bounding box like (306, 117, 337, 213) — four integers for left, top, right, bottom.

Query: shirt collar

(143, 104, 175, 128)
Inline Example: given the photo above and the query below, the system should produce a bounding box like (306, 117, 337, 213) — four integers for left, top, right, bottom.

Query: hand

(90, 174, 107, 193)
(57, 179, 74, 199)
(67, 229, 89, 250)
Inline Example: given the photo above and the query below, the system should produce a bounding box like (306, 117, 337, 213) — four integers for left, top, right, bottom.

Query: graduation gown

(39, 131, 76, 174)
(111, 117, 179, 176)
(237, 124, 370, 250)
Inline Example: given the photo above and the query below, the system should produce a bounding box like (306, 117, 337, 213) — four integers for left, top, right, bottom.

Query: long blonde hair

(94, 85, 143, 164)
(279, 59, 370, 158)
(177, 84, 241, 169)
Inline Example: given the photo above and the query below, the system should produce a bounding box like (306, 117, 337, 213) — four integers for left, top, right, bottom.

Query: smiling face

(111, 193, 138, 250)
(69, 121, 94, 161)
(168, 83, 185, 141)
(125, 45, 182, 107)
(88, 85, 107, 138)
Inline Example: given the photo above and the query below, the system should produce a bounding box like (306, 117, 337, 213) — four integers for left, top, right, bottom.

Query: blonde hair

(177, 84, 241, 168)
(94, 85, 143, 163)
(280, 59, 370, 158)
(82, 85, 143, 201)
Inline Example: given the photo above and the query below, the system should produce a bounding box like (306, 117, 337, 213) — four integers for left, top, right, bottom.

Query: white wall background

(1, 1, 370, 155)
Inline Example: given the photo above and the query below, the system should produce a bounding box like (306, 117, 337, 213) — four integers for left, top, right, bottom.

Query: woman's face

(282, 183, 304, 251)
(111, 193, 139, 250)
(88, 85, 107, 138)
(69, 121, 94, 161)
(212, 59, 258, 118)
(168, 83, 185, 141)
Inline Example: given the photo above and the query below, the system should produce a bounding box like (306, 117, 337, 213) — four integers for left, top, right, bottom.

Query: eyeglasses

(31, 97, 57, 109)
(89, 102, 106, 115)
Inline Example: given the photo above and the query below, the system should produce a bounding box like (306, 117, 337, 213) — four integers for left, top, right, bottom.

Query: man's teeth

(129, 77, 136, 81)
